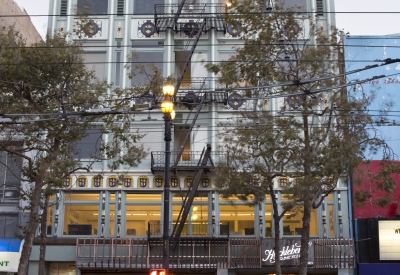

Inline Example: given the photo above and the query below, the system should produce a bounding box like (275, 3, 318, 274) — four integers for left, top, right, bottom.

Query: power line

(2, 43, 400, 50)
(2, 11, 400, 19)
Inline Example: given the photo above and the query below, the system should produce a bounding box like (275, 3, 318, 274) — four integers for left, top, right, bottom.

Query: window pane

(219, 205, 254, 236)
(75, 128, 102, 159)
(172, 205, 208, 236)
(282, 205, 318, 236)
(77, 0, 108, 15)
(126, 205, 161, 236)
(328, 204, 335, 236)
(281, 0, 307, 11)
(265, 204, 272, 237)
(191, 205, 208, 235)
(49, 263, 76, 275)
(174, 125, 191, 160)
(131, 52, 164, 86)
(175, 51, 191, 87)
(126, 193, 161, 202)
(133, 0, 164, 15)
(64, 193, 100, 201)
(109, 204, 115, 235)
(47, 205, 53, 235)
(63, 205, 99, 235)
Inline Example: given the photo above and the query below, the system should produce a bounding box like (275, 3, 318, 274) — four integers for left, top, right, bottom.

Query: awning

(0, 238, 24, 272)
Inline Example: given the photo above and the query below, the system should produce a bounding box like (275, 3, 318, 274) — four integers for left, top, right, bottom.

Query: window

(0, 151, 22, 201)
(265, 195, 272, 237)
(50, 263, 76, 274)
(175, 52, 208, 87)
(74, 128, 102, 159)
(125, 194, 162, 236)
(117, 0, 124, 16)
(281, 0, 307, 11)
(63, 205, 99, 235)
(133, 0, 164, 15)
(282, 195, 318, 236)
(60, 0, 68, 16)
(77, 0, 108, 15)
(47, 204, 54, 236)
(174, 125, 191, 161)
(172, 192, 209, 236)
(131, 52, 164, 86)
(0, 215, 18, 238)
(219, 196, 255, 236)
(84, 53, 106, 81)
(316, 0, 324, 16)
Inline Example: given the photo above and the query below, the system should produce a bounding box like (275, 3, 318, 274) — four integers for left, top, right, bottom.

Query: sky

(13, 0, 400, 39)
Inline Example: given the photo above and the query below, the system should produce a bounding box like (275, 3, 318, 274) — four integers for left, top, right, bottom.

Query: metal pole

(163, 113, 171, 274)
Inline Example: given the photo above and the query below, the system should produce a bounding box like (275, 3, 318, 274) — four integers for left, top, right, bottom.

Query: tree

(207, 1, 393, 274)
(0, 27, 162, 275)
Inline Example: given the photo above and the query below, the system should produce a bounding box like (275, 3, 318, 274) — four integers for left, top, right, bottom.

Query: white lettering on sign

(262, 241, 312, 263)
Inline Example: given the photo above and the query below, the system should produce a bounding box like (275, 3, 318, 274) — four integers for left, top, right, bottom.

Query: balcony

(154, 3, 226, 33)
(76, 237, 354, 270)
(151, 151, 226, 173)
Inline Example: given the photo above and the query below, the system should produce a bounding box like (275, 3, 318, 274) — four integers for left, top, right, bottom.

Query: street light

(161, 83, 175, 275)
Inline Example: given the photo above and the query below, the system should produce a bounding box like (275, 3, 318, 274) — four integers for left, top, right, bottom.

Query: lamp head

(163, 84, 175, 97)
(161, 99, 174, 114)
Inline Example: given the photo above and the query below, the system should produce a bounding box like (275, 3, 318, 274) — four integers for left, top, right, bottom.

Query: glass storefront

(55, 190, 339, 238)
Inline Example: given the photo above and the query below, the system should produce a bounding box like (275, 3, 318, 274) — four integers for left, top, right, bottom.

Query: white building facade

(25, 1, 353, 275)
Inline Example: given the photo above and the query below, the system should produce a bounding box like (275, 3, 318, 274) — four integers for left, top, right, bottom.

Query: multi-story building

(0, 0, 42, 44)
(0, 2, 42, 274)
(344, 35, 400, 275)
(25, 1, 353, 275)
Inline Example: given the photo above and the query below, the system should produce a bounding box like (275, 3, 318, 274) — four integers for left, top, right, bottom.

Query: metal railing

(76, 238, 260, 269)
(313, 238, 355, 268)
(76, 238, 354, 270)
(151, 151, 226, 172)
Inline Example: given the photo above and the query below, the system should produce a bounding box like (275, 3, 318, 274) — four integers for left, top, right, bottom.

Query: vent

(316, 0, 324, 16)
(117, 0, 124, 16)
(60, 0, 68, 16)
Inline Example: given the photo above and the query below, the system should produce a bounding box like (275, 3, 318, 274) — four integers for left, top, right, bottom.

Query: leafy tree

(0, 27, 163, 275)
(207, 1, 393, 274)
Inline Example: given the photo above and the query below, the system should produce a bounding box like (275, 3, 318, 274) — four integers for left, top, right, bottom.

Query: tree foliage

(0, 26, 163, 275)
(208, 1, 393, 274)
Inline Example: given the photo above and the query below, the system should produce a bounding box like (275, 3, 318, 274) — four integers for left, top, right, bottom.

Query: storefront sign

(261, 239, 314, 266)
(0, 238, 24, 272)
(378, 220, 400, 260)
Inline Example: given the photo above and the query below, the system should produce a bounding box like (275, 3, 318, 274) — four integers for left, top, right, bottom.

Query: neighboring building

(0, 0, 42, 44)
(0, 2, 42, 274)
(344, 36, 400, 274)
(26, 1, 352, 275)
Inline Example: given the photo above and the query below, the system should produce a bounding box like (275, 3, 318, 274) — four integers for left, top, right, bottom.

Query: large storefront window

(63, 192, 100, 236)
(172, 192, 209, 236)
(63, 205, 99, 235)
(126, 193, 162, 236)
(282, 205, 318, 236)
(219, 196, 255, 236)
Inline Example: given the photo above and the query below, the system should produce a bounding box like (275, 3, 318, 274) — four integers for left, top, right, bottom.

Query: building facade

(0, 2, 42, 274)
(0, 0, 42, 44)
(344, 35, 400, 275)
(25, 1, 352, 275)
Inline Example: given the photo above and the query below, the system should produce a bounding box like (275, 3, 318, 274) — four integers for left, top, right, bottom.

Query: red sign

(150, 269, 166, 275)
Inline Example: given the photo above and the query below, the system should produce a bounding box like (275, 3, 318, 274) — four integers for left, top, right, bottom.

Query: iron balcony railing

(154, 4, 226, 33)
(76, 238, 354, 270)
(76, 237, 260, 269)
(314, 238, 355, 269)
(151, 151, 227, 173)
